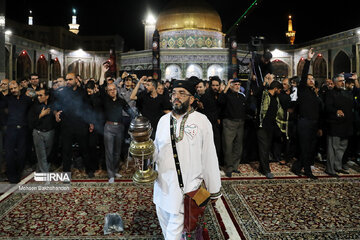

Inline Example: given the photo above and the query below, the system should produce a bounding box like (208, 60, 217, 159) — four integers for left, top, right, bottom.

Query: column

(0, 0, 5, 79)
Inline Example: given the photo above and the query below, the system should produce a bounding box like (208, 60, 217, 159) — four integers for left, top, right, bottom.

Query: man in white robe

(153, 78, 222, 239)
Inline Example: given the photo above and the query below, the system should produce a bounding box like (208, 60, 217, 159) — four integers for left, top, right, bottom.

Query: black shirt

(28, 102, 56, 131)
(325, 87, 353, 137)
(297, 60, 322, 121)
(103, 95, 135, 122)
(200, 89, 221, 124)
(53, 87, 91, 128)
(136, 91, 171, 128)
(218, 90, 246, 120)
(0, 93, 33, 126)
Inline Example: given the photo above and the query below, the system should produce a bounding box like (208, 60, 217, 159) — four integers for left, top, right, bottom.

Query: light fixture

(5, 30, 12, 35)
(145, 12, 156, 25)
(0, 16, 5, 27)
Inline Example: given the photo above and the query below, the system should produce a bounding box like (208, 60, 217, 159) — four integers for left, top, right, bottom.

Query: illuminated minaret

(285, 15, 296, 45)
(28, 10, 33, 25)
(68, 8, 80, 34)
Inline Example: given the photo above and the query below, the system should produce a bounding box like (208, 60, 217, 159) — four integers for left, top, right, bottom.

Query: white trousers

(156, 205, 184, 240)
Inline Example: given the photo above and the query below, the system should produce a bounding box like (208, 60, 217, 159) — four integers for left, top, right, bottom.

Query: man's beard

(172, 98, 190, 115)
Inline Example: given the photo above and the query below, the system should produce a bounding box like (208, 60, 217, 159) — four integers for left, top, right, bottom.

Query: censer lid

(129, 115, 152, 132)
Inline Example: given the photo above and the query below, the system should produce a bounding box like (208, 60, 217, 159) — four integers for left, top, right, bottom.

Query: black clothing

(53, 87, 92, 128)
(0, 94, 33, 126)
(53, 86, 93, 173)
(325, 87, 353, 137)
(218, 90, 246, 120)
(136, 91, 171, 135)
(292, 118, 318, 175)
(292, 59, 322, 176)
(297, 60, 322, 121)
(103, 95, 135, 122)
(199, 89, 223, 165)
(254, 54, 273, 83)
(0, 93, 33, 183)
(278, 91, 292, 112)
(28, 102, 56, 131)
(200, 89, 221, 123)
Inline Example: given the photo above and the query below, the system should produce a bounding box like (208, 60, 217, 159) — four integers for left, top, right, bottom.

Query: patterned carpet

(1, 160, 359, 239)
(221, 177, 360, 239)
(0, 181, 225, 240)
(70, 159, 360, 180)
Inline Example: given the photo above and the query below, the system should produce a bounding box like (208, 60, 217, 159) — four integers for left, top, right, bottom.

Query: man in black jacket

(0, 81, 34, 183)
(219, 79, 246, 177)
(291, 49, 322, 179)
(324, 74, 353, 176)
(199, 77, 223, 166)
(54, 73, 94, 177)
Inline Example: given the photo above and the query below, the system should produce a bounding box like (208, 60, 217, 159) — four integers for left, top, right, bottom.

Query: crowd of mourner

(0, 48, 359, 183)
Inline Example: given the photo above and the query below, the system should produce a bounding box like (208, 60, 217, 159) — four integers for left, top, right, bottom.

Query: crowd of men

(0, 48, 359, 183)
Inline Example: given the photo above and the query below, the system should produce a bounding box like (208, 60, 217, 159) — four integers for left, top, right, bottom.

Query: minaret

(68, 8, 80, 34)
(285, 15, 296, 45)
(28, 10, 33, 25)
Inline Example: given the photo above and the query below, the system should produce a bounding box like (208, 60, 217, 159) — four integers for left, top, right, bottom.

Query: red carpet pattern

(221, 177, 360, 239)
(0, 182, 224, 239)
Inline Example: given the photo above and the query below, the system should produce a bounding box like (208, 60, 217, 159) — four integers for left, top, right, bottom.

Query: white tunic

(153, 110, 222, 214)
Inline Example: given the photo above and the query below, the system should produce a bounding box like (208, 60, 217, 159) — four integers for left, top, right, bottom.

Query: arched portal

(186, 64, 203, 79)
(313, 54, 327, 84)
(52, 58, 61, 79)
(165, 64, 181, 80)
(207, 64, 224, 80)
(333, 51, 350, 75)
(272, 59, 289, 81)
(297, 58, 306, 76)
(17, 50, 32, 81)
(37, 54, 48, 83)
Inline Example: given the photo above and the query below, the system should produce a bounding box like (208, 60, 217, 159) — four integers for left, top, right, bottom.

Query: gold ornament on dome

(156, 1, 222, 33)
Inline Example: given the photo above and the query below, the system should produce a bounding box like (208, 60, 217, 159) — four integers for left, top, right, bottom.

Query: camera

(248, 36, 265, 52)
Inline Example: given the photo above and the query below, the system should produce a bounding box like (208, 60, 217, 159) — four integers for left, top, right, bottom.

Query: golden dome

(156, 0, 222, 33)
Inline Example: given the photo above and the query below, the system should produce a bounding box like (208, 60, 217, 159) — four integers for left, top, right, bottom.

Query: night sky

(5, 0, 360, 51)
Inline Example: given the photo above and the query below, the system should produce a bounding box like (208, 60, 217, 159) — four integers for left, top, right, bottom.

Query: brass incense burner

(128, 116, 157, 183)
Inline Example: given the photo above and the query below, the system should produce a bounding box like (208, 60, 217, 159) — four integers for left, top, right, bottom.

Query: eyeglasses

(170, 90, 192, 98)
(65, 78, 73, 81)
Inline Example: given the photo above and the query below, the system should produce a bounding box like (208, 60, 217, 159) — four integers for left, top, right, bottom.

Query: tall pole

(228, 30, 238, 80)
(0, 0, 6, 79)
(152, 29, 161, 80)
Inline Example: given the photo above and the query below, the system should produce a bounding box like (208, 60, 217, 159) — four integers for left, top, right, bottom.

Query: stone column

(0, 0, 6, 79)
